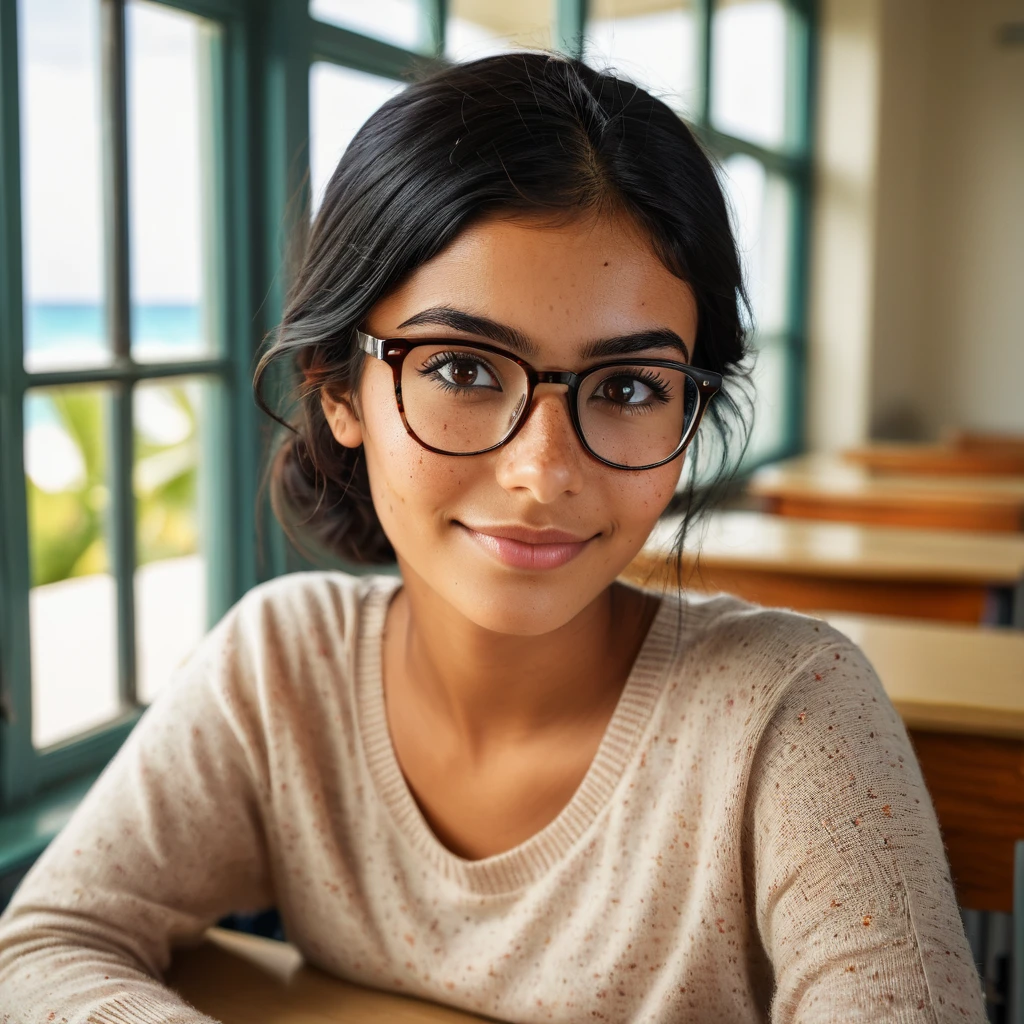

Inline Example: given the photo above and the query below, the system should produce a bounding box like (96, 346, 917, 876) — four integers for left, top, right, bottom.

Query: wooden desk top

(167, 927, 488, 1022)
(946, 430, 1024, 454)
(843, 442, 1024, 477)
(822, 612, 1024, 739)
(749, 454, 1024, 509)
(640, 511, 1024, 585)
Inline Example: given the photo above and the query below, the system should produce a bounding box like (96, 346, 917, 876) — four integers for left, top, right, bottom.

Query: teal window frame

(0, 0, 815, 866)
(0, 0, 270, 822)
(692, 0, 817, 466)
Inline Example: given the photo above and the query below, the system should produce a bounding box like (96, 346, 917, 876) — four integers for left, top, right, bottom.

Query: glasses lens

(401, 344, 529, 454)
(577, 364, 699, 468)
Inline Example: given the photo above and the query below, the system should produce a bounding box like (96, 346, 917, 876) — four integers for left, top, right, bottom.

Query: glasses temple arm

(355, 331, 384, 359)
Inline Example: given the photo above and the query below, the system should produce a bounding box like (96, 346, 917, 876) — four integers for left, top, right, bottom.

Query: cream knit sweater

(0, 571, 986, 1023)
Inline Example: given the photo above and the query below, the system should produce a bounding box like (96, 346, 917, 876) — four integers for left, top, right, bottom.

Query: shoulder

(653, 590, 883, 731)
(676, 593, 900, 755)
(230, 569, 399, 645)
(676, 590, 858, 679)
(175, 569, 399, 702)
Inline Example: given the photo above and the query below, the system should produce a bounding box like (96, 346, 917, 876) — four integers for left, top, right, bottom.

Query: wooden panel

(771, 495, 1024, 533)
(623, 557, 989, 623)
(168, 927, 486, 1022)
(844, 443, 1024, 477)
(909, 731, 1024, 914)
(948, 431, 1024, 455)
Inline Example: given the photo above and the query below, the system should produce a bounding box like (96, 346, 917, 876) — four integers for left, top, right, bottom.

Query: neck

(385, 564, 659, 756)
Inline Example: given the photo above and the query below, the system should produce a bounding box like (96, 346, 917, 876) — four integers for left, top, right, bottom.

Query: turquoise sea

(26, 303, 202, 361)
(25, 303, 202, 427)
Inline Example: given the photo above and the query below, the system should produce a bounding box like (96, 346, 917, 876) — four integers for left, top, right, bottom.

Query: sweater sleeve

(747, 631, 987, 1023)
(0, 593, 276, 1024)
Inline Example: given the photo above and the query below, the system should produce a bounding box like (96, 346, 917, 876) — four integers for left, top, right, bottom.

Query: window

(587, 0, 700, 115)
(309, 62, 404, 213)
(445, 0, 555, 61)
(0, 0, 814, 828)
(0, 0, 263, 812)
(585, 0, 815, 467)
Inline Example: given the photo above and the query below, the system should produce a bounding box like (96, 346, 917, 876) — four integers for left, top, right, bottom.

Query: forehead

(368, 211, 698, 348)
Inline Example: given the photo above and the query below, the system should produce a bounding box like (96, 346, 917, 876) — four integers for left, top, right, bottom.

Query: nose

(494, 386, 585, 503)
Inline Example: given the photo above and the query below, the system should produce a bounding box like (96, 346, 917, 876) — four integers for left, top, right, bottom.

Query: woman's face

(326, 210, 700, 635)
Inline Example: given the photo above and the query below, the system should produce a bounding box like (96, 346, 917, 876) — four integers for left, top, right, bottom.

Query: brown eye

(430, 355, 501, 391)
(601, 377, 648, 404)
(448, 360, 479, 387)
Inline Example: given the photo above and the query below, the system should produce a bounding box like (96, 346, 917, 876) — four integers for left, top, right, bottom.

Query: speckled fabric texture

(0, 571, 986, 1023)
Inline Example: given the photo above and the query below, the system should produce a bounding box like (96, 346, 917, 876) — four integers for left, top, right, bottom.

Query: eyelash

(416, 350, 675, 411)
(417, 350, 500, 386)
(594, 369, 674, 407)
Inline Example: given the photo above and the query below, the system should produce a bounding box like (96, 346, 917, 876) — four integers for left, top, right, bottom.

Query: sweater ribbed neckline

(354, 575, 685, 896)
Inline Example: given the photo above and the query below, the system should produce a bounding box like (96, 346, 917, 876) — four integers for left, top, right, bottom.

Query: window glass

(127, 1, 219, 363)
(720, 153, 792, 336)
(309, 62, 405, 213)
(743, 341, 789, 465)
(445, 0, 553, 60)
(586, 0, 698, 115)
(711, 0, 789, 147)
(25, 386, 120, 748)
(18, 0, 108, 372)
(134, 378, 208, 704)
(310, 0, 427, 52)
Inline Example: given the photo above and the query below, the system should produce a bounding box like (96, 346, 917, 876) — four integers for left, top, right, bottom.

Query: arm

(748, 634, 987, 1023)
(0, 596, 276, 1024)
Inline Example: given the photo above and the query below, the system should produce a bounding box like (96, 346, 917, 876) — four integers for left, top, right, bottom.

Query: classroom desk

(624, 511, 1024, 625)
(843, 441, 1024, 477)
(166, 926, 489, 1022)
(823, 613, 1024, 914)
(749, 453, 1024, 532)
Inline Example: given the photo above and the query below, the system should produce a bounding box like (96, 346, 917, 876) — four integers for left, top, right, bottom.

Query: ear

(320, 389, 364, 449)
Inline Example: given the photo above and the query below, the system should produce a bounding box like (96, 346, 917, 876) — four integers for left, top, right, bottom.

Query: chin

(445, 568, 612, 637)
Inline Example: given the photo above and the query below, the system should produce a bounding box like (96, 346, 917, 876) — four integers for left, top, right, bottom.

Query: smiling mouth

(454, 521, 598, 570)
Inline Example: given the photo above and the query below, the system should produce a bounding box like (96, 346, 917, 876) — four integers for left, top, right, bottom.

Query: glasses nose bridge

(534, 369, 577, 387)
(522, 369, 578, 422)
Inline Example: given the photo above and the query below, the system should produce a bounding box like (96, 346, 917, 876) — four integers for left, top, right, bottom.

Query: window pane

(711, 0, 789, 148)
(127, 2, 219, 363)
(134, 378, 208, 704)
(743, 341, 790, 465)
(19, 0, 108, 372)
(309, 62, 405, 213)
(446, 0, 554, 60)
(310, 0, 427, 52)
(720, 153, 792, 336)
(25, 386, 120, 748)
(586, 0, 698, 116)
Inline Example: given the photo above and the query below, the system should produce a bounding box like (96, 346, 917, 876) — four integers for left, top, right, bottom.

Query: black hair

(253, 51, 752, 583)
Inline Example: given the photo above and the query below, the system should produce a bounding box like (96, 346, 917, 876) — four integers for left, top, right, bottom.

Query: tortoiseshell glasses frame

(355, 330, 723, 471)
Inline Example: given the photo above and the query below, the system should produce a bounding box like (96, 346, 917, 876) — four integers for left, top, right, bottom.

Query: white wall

(806, 0, 882, 452)
(916, 0, 1024, 439)
(807, 0, 1024, 450)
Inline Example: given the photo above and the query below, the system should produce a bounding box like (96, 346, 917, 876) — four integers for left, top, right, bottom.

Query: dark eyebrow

(396, 307, 537, 356)
(396, 306, 690, 363)
(579, 329, 690, 363)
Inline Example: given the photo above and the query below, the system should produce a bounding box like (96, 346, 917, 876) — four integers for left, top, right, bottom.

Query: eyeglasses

(356, 331, 722, 471)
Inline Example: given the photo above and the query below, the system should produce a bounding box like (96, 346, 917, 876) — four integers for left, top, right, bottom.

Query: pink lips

(457, 522, 596, 570)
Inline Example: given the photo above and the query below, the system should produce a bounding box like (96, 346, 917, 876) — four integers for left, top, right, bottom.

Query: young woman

(0, 53, 984, 1023)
